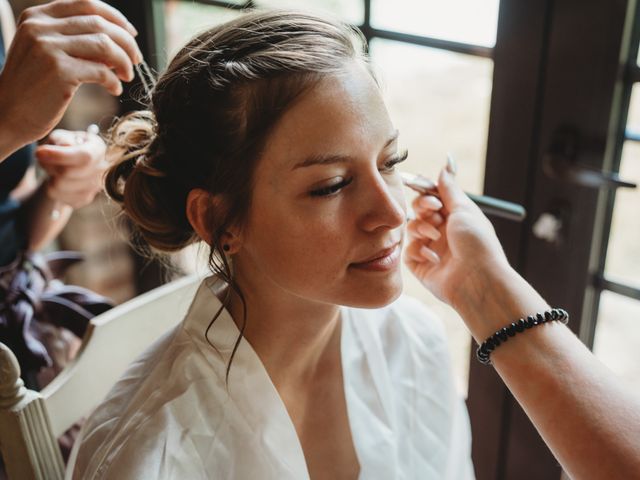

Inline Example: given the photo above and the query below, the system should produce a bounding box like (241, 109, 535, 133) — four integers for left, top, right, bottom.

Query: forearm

(0, 51, 31, 162)
(21, 181, 72, 251)
(454, 266, 640, 479)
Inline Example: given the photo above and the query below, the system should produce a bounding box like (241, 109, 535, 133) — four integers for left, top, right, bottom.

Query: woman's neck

(225, 271, 342, 390)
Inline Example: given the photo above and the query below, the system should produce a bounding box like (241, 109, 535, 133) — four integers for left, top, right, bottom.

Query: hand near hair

(37, 129, 107, 209)
(0, 0, 141, 159)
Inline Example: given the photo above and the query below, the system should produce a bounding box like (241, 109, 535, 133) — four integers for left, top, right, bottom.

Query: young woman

(71, 9, 640, 480)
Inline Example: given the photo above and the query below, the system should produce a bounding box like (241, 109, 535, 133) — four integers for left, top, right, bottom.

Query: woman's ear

(186, 189, 242, 253)
(186, 188, 215, 245)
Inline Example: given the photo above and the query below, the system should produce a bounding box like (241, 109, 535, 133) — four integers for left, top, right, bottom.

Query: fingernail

(418, 223, 441, 240)
(420, 246, 441, 263)
(419, 195, 443, 210)
(129, 22, 139, 36)
(446, 153, 457, 176)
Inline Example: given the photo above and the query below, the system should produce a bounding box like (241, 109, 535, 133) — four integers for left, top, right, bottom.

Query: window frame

(473, 0, 639, 478)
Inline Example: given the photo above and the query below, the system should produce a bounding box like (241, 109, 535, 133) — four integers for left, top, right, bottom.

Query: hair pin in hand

(134, 59, 157, 98)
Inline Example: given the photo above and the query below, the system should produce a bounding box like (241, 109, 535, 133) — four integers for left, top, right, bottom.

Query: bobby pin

(134, 58, 157, 98)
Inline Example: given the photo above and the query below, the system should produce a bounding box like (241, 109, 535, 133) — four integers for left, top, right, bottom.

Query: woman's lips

(350, 243, 401, 272)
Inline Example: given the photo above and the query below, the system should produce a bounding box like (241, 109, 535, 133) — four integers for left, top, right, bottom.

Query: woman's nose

(358, 173, 406, 233)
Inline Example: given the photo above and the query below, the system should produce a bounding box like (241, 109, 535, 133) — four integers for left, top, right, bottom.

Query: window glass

(163, 2, 244, 59)
(163, 0, 363, 63)
(593, 291, 640, 398)
(256, 0, 363, 25)
(597, 81, 640, 398)
(371, 0, 500, 48)
(627, 83, 640, 130)
(604, 143, 640, 287)
(370, 39, 492, 195)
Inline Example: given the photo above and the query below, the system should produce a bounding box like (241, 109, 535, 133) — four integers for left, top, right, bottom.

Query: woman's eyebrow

(291, 130, 399, 170)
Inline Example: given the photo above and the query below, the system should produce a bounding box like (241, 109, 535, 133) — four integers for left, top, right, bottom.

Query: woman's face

(234, 60, 407, 309)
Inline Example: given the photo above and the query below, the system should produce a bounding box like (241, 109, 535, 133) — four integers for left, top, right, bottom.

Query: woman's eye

(381, 150, 409, 173)
(308, 150, 408, 197)
(309, 177, 353, 197)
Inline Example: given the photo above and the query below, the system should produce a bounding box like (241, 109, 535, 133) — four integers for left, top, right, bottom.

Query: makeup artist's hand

(37, 129, 107, 209)
(0, 0, 141, 157)
(404, 166, 510, 309)
(406, 167, 640, 480)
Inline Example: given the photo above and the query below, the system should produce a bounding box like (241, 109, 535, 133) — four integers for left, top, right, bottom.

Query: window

(590, 31, 640, 398)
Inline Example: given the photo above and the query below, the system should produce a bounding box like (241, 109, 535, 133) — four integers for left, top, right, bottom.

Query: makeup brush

(399, 171, 526, 222)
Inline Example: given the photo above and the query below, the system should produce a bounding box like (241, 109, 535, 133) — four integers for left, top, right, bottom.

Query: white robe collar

(182, 276, 398, 479)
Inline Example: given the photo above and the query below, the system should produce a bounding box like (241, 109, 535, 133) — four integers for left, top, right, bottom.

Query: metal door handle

(543, 128, 637, 190)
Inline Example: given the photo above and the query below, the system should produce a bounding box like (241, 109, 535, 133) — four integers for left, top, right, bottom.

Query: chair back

(0, 274, 201, 480)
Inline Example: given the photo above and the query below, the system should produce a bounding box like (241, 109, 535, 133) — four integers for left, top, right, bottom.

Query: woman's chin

(342, 275, 404, 309)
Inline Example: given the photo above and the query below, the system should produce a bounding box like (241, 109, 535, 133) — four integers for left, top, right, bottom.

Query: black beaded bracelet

(476, 308, 569, 365)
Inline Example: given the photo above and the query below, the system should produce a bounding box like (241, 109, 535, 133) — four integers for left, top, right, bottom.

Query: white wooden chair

(0, 274, 201, 480)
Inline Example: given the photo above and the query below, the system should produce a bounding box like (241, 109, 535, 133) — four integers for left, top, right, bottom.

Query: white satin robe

(68, 277, 475, 479)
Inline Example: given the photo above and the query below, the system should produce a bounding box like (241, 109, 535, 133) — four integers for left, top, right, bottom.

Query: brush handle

(466, 193, 526, 222)
(400, 173, 526, 222)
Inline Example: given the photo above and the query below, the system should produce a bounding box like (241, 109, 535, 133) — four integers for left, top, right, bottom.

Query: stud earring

(222, 244, 230, 252)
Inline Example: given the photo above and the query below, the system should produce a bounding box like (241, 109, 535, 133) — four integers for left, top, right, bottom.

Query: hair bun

(105, 111, 160, 200)
(105, 111, 195, 252)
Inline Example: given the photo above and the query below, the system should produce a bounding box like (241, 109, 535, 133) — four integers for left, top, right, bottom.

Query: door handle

(543, 128, 637, 190)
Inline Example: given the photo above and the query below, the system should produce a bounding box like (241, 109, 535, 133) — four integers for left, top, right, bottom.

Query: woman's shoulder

(71, 324, 221, 479)
(71, 277, 235, 474)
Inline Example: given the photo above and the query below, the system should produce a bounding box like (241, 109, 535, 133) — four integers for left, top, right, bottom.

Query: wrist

(0, 116, 29, 161)
(0, 86, 31, 159)
(452, 261, 549, 341)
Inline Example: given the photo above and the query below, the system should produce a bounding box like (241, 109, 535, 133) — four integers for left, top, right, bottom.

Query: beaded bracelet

(476, 308, 569, 365)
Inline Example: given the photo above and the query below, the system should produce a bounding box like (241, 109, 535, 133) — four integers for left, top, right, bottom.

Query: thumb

(437, 167, 472, 212)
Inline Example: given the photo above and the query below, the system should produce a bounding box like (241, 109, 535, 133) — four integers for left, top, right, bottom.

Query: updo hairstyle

(105, 10, 368, 280)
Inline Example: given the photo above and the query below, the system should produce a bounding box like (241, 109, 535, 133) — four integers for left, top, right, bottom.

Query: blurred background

(5, 1, 639, 479)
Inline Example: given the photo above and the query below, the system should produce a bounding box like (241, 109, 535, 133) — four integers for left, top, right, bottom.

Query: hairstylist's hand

(0, 0, 141, 150)
(404, 166, 511, 309)
(36, 129, 107, 209)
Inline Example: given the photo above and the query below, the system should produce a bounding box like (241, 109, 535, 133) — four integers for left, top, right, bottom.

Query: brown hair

(105, 10, 369, 370)
(106, 9, 367, 257)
